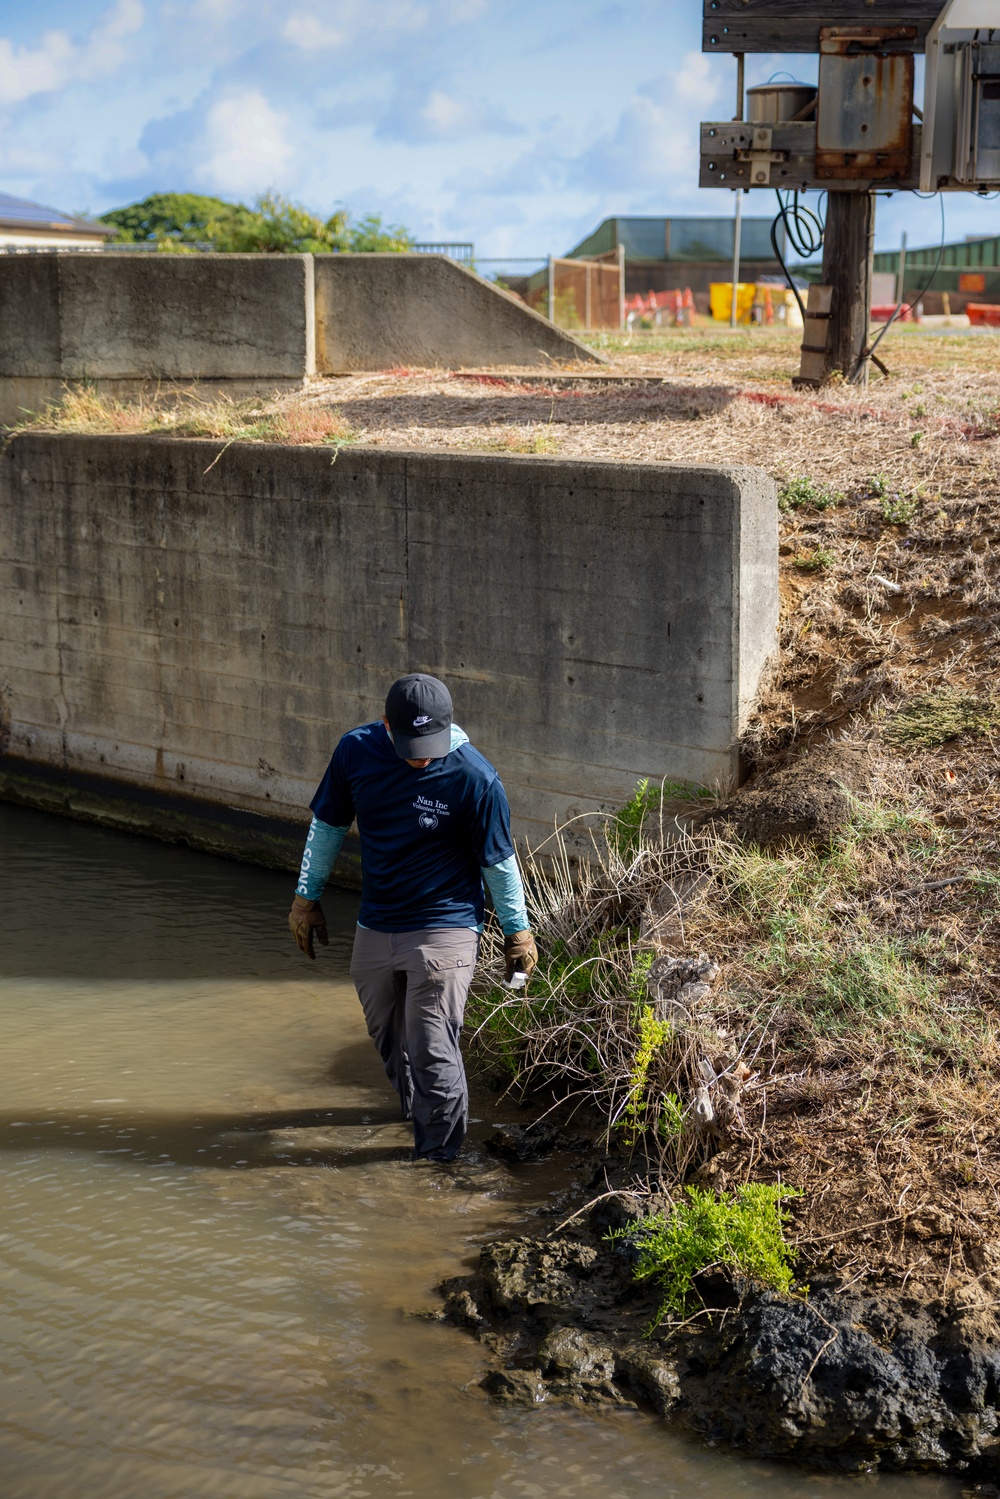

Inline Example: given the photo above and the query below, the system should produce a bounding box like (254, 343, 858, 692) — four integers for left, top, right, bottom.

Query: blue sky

(3, 0, 1000, 263)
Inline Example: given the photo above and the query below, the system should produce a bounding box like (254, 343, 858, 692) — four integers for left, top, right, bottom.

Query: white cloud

(199, 88, 293, 195)
(566, 58, 724, 193)
(282, 14, 345, 49)
(279, 1, 433, 53)
(0, 0, 144, 108)
(0, 29, 74, 106)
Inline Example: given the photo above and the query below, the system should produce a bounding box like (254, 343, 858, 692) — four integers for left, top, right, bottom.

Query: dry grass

(8, 383, 356, 446)
(473, 763, 1000, 1301)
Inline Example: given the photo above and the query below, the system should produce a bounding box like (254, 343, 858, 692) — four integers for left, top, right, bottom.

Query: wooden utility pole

(819, 191, 876, 384)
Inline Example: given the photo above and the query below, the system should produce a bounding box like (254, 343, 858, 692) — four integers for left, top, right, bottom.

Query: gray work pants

(349, 925, 480, 1161)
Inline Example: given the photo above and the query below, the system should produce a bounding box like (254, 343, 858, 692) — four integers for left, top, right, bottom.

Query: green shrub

(778, 475, 843, 512)
(793, 546, 834, 571)
(881, 491, 917, 524)
(610, 777, 711, 857)
(614, 1183, 801, 1323)
(621, 1004, 672, 1144)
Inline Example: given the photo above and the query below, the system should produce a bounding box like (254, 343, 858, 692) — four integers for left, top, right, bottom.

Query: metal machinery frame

(698, 0, 1000, 383)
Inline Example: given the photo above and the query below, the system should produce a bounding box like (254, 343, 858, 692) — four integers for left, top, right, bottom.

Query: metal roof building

(872, 232, 1000, 305)
(565, 214, 780, 265)
(558, 214, 785, 299)
(0, 194, 116, 250)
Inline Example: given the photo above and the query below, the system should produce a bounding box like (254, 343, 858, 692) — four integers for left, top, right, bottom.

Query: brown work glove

(503, 929, 538, 983)
(288, 894, 329, 960)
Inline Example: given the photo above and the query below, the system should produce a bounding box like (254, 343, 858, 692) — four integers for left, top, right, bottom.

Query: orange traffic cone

(682, 286, 697, 326)
(763, 286, 774, 325)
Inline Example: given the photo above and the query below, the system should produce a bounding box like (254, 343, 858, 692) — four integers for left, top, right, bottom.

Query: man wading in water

(288, 673, 538, 1162)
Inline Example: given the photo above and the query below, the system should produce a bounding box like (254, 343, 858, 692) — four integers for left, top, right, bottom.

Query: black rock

(480, 1368, 546, 1405)
(485, 1123, 562, 1161)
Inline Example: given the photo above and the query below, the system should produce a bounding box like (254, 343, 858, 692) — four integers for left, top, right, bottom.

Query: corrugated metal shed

(873, 232, 1000, 272)
(565, 215, 781, 264)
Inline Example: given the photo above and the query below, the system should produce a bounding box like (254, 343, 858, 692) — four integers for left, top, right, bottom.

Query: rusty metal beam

(700, 120, 923, 191)
(703, 0, 943, 54)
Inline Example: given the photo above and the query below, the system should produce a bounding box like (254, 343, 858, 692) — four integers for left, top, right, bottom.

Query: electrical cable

(854, 192, 947, 381)
(770, 190, 825, 322)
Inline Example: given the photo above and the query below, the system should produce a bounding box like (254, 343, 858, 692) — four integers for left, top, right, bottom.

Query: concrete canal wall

(313, 254, 600, 372)
(0, 434, 777, 873)
(0, 253, 598, 424)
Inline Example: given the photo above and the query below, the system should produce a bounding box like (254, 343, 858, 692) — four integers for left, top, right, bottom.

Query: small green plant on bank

(884, 689, 1000, 748)
(778, 475, 843, 512)
(610, 777, 712, 857)
(881, 490, 917, 524)
(659, 1092, 686, 1142)
(864, 473, 918, 523)
(793, 546, 834, 571)
(613, 1183, 801, 1324)
(621, 1005, 672, 1144)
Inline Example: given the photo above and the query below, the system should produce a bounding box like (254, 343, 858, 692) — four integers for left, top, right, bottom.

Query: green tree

(99, 192, 415, 254)
(99, 192, 248, 245)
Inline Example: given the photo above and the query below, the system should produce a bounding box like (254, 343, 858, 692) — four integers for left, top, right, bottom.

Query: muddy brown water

(0, 804, 961, 1499)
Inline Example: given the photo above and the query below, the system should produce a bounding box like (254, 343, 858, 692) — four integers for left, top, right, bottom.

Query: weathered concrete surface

(314, 254, 603, 372)
(0, 253, 315, 422)
(0, 434, 777, 869)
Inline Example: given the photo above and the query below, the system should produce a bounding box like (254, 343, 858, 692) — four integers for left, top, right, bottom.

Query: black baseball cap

(384, 674, 453, 760)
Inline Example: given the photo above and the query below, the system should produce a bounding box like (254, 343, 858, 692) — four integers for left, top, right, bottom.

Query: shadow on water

(0, 1106, 412, 1170)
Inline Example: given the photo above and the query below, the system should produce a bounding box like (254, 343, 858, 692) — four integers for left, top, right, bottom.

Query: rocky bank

(440, 1188, 1000, 1480)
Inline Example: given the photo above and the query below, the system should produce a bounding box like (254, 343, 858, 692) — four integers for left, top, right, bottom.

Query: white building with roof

(0, 193, 116, 250)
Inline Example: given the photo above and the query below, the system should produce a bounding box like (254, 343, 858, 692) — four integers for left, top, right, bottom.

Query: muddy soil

(440, 1189, 1000, 1479)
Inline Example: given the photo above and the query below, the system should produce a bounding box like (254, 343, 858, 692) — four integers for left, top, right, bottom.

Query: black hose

(770, 190, 825, 322)
(853, 193, 947, 381)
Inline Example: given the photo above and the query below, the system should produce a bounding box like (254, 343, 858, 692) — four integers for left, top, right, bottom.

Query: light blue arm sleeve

(482, 854, 529, 936)
(296, 816, 349, 899)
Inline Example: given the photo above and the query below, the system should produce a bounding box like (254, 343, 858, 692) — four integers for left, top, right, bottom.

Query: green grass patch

(710, 802, 975, 1064)
(613, 1183, 801, 1323)
(778, 475, 843, 512)
(610, 777, 712, 858)
(884, 690, 1000, 748)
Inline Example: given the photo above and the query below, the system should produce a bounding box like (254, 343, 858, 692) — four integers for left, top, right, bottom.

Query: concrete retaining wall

(0, 252, 315, 423)
(314, 254, 600, 372)
(0, 434, 777, 873)
(0, 252, 600, 424)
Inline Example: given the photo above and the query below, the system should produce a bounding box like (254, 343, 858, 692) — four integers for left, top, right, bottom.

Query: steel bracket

(735, 125, 789, 185)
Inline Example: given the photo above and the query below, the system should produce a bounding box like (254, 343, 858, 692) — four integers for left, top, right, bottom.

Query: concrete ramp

(314, 254, 603, 371)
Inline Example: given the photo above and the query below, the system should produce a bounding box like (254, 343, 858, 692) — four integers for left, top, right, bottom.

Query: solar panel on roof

(0, 192, 109, 231)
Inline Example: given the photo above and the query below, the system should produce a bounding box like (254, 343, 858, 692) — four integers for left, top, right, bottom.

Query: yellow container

(710, 281, 757, 324)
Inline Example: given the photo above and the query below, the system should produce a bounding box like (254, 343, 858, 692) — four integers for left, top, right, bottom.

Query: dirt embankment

(442, 331, 1000, 1478)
